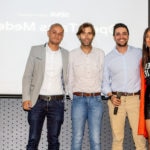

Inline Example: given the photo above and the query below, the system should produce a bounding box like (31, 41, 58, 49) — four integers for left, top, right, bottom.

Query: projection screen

(0, 0, 148, 95)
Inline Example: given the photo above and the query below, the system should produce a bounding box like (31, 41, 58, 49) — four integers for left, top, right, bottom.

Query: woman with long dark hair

(138, 27, 150, 149)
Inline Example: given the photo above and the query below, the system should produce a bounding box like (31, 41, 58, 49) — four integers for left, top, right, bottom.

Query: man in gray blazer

(22, 23, 68, 150)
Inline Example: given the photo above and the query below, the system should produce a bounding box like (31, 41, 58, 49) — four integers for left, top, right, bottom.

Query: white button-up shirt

(68, 47, 105, 98)
(40, 45, 64, 95)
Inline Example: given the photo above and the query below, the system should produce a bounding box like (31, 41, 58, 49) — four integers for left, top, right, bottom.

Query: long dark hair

(142, 27, 150, 68)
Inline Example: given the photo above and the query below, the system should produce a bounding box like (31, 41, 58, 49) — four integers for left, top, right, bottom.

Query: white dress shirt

(40, 45, 64, 95)
(102, 45, 142, 95)
(68, 47, 105, 98)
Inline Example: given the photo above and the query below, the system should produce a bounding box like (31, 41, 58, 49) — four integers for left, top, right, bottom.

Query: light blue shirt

(102, 45, 142, 95)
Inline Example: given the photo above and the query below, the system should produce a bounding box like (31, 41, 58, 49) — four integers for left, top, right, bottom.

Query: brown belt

(112, 91, 140, 96)
(73, 92, 101, 97)
(39, 95, 64, 101)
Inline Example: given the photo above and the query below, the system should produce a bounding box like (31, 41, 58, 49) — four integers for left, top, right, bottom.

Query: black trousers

(145, 86, 150, 119)
(26, 98, 64, 150)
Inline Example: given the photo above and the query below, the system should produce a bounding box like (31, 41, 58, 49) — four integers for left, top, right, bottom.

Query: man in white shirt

(22, 23, 68, 150)
(68, 22, 105, 150)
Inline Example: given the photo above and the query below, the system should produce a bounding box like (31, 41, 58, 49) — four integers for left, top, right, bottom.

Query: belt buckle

(92, 93, 96, 96)
(47, 96, 51, 101)
(122, 92, 127, 96)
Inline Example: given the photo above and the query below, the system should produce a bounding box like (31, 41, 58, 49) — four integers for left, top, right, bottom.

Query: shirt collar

(114, 45, 129, 55)
(46, 44, 60, 54)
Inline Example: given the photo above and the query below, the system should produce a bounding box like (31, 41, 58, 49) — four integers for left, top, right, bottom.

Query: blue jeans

(26, 98, 64, 150)
(71, 95, 104, 150)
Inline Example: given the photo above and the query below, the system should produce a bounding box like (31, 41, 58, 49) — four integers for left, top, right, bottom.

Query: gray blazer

(22, 43, 68, 107)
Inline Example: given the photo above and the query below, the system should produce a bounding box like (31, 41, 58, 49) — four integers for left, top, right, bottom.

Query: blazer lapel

(41, 44, 46, 76)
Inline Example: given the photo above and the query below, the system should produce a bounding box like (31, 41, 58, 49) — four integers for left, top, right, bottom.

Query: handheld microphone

(114, 92, 122, 115)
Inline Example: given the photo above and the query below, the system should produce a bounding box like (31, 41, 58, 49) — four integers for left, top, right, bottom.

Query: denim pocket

(95, 95, 102, 102)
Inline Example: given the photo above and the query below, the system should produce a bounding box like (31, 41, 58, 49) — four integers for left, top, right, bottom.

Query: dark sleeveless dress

(144, 60, 150, 119)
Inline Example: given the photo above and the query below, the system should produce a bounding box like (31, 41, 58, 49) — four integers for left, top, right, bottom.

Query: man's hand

(110, 95, 121, 107)
(22, 100, 32, 110)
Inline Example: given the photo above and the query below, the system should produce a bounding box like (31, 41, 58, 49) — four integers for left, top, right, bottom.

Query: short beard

(80, 40, 93, 47)
(117, 42, 128, 47)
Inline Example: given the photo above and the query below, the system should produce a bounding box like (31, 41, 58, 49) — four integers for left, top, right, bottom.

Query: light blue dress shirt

(102, 45, 142, 95)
